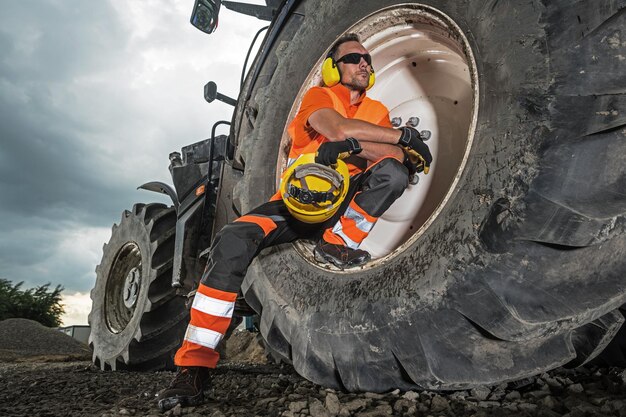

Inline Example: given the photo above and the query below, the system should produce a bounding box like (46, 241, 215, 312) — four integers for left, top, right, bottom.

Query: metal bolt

(420, 130, 432, 141)
(406, 117, 420, 127)
(391, 117, 402, 127)
(123, 267, 141, 309)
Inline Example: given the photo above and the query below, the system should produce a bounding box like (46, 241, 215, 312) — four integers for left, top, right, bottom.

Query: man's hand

(397, 127, 433, 174)
(315, 138, 362, 166)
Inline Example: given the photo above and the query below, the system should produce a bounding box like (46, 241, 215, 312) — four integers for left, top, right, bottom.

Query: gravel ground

(1, 360, 626, 417)
(0, 318, 90, 362)
(1, 320, 625, 417)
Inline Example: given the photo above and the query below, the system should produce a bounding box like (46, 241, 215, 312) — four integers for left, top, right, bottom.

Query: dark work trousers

(202, 157, 409, 292)
(174, 157, 408, 368)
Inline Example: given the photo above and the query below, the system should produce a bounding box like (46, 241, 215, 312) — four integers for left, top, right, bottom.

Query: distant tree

(0, 278, 65, 327)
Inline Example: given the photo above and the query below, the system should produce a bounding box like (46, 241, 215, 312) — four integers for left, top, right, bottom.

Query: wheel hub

(123, 267, 141, 309)
(280, 4, 478, 268)
(105, 242, 142, 334)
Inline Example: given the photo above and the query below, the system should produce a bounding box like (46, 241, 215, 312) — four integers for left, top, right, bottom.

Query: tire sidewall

(239, 0, 548, 311)
(89, 212, 155, 361)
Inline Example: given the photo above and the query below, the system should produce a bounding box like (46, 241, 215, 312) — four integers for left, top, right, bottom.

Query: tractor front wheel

(89, 203, 188, 370)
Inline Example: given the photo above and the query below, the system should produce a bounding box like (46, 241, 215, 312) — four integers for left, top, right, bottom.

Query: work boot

(314, 239, 371, 268)
(156, 366, 210, 411)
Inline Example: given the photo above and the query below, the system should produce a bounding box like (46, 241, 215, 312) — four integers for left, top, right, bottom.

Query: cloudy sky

(0, 1, 266, 325)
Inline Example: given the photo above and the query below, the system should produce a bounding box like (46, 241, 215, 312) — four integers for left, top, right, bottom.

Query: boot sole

(158, 391, 204, 412)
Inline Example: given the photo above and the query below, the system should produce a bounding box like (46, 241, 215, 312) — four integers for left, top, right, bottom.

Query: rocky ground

(0, 318, 91, 362)
(1, 320, 626, 416)
(2, 359, 626, 416)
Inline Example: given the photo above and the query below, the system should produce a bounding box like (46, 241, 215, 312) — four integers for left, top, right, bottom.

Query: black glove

(315, 138, 362, 166)
(402, 149, 418, 176)
(397, 127, 432, 174)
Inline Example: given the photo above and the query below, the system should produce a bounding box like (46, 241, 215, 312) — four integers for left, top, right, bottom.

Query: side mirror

(190, 0, 221, 34)
(204, 81, 237, 106)
(204, 81, 218, 103)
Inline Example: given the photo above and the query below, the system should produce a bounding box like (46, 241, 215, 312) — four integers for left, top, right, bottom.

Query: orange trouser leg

(323, 197, 378, 249)
(175, 203, 298, 368)
(323, 157, 409, 248)
(174, 284, 238, 368)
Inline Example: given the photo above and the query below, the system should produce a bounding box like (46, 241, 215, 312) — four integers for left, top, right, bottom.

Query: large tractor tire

(222, 0, 626, 391)
(89, 203, 188, 370)
(593, 306, 626, 367)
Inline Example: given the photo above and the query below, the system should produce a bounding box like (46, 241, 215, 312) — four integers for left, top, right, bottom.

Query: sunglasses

(336, 52, 372, 66)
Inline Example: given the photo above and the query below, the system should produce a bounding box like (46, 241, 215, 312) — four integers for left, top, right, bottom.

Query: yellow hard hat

(280, 153, 350, 223)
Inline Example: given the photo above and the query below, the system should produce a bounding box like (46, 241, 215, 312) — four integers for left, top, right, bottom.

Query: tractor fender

(138, 181, 179, 209)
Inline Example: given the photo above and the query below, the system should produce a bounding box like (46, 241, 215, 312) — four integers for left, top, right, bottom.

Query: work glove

(397, 127, 432, 174)
(315, 138, 362, 166)
(402, 148, 421, 176)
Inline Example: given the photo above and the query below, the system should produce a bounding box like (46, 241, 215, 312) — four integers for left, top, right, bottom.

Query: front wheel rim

(105, 242, 142, 333)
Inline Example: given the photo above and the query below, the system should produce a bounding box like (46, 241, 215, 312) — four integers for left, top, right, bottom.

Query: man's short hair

(328, 33, 361, 61)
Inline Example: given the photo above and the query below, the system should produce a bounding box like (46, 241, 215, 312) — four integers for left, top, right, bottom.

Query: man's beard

(344, 73, 369, 91)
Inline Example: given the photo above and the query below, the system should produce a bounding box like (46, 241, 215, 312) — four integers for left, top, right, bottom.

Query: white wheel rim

(278, 4, 479, 270)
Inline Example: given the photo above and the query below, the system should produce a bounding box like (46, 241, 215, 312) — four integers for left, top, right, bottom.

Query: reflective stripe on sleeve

(192, 291, 235, 318)
(184, 324, 223, 350)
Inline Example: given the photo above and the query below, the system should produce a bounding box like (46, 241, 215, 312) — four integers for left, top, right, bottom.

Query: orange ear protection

(321, 53, 375, 90)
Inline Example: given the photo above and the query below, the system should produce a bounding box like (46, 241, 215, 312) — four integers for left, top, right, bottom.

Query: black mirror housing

(204, 81, 218, 103)
(190, 0, 221, 34)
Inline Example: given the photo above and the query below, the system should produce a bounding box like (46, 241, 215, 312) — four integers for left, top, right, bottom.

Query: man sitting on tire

(157, 33, 432, 411)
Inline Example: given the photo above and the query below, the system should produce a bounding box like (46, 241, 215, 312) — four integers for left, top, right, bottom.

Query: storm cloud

(0, 1, 265, 302)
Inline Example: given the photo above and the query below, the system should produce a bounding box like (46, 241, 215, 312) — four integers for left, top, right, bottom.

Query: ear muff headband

(321, 55, 376, 90)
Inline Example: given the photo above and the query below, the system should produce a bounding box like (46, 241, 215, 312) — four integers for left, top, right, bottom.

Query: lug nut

(406, 117, 420, 127)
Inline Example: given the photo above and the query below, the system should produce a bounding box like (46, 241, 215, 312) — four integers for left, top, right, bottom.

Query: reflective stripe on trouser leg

(174, 284, 237, 368)
(324, 157, 409, 248)
(174, 214, 278, 368)
(329, 198, 378, 249)
(174, 199, 317, 369)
